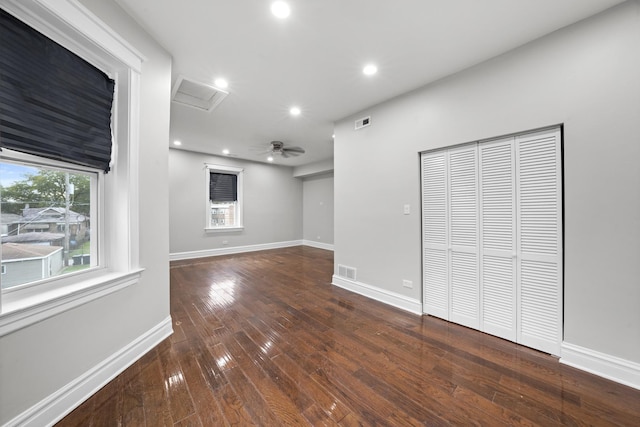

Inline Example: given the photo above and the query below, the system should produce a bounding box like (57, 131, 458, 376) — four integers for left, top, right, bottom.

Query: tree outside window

(0, 162, 95, 289)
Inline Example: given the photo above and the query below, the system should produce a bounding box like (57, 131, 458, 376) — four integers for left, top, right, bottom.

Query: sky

(0, 162, 38, 188)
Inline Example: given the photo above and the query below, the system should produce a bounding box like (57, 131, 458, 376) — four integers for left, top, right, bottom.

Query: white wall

(334, 0, 640, 368)
(293, 158, 334, 178)
(302, 173, 334, 247)
(169, 149, 303, 257)
(0, 0, 172, 424)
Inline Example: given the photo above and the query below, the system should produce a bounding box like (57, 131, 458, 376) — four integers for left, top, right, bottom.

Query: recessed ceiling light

(214, 78, 228, 89)
(289, 106, 301, 116)
(267, 156, 274, 162)
(222, 148, 230, 155)
(173, 140, 182, 146)
(332, 134, 335, 139)
(363, 64, 378, 76)
(271, 1, 290, 19)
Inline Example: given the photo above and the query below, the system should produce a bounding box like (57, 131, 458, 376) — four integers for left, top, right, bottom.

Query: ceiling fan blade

(284, 146, 305, 153)
(283, 149, 301, 156)
(281, 150, 290, 158)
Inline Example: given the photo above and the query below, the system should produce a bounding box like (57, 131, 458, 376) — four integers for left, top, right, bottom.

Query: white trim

(561, 342, 640, 391)
(332, 275, 422, 315)
(126, 69, 141, 269)
(170, 240, 304, 261)
(302, 240, 335, 251)
(4, 316, 173, 427)
(204, 163, 243, 173)
(0, 269, 144, 337)
(46, 0, 145, 70)
(205, 226, 245, 233)
(206, 165, 244, 230)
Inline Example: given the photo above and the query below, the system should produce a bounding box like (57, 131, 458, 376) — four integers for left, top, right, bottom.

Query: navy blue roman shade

(210, 173, 237, 202)
(0, 8, 115, 172)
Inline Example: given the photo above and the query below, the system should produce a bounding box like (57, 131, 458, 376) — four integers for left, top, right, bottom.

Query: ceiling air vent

(355, 116, 371, 130)
(171, 76, 228, 112)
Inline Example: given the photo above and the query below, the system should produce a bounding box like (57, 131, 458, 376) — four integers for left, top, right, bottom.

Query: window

(0, 157, 97, 290)
(0, 0, 143, 337)
(206, 165, 243, 231)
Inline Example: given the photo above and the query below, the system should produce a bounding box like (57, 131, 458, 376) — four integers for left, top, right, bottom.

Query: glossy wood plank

(139, 356, 173, 427)
(58, 246, 640, 426)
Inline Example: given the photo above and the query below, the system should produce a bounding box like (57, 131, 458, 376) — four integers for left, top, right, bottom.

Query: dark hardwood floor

(58, 246, 640, 426)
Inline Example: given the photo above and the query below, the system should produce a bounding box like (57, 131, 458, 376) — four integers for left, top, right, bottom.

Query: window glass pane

(211, 201, 238, 227)
(0, 161, 95, 290)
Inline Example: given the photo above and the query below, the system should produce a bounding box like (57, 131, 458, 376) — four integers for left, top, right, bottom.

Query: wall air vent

(355, 116, 371, 130)
(171, 75, 228, 112)
(337, 264, 357, 281)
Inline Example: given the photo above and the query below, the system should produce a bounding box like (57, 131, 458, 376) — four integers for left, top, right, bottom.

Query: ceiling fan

(258, 140, 306, 158)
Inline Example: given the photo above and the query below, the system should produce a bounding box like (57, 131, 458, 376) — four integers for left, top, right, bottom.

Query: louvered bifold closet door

(479, 138, 517, 341)
(422, 151, 449, 319)
(448, 145, 480, 329)
(516, 128, 563, 355)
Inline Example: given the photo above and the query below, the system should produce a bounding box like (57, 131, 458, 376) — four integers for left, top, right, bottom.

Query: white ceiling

(115, 0, 625, 167)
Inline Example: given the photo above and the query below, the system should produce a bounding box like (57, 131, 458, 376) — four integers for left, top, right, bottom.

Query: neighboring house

(1, 232, 65, 246)
(211, 203, 236, 226)
(0, 213, 22, 237)
(1, 243, 64, 289)
(11, 207, 89, 246)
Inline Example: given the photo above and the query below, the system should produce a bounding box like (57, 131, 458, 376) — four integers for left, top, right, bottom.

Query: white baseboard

(332, 275, 422, 315)
(561, 342, 640, 390)
(170, 240, 304, 261)
(6, 316, 173, 427)
(302, 240, 334, 251)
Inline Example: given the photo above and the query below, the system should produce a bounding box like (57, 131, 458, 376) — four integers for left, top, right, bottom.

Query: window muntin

(206, 165, 243, 230)
(0, 154, 98, 291)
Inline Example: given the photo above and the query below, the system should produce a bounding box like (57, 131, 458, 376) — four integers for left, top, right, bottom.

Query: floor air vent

(171, 76, 228, 112)
(337, 264, 357, 281)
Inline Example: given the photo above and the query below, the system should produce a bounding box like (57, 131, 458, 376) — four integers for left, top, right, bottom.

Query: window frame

(0, 149, 100, 291)
(205, 164, 244, 232)
(0, 0, 144, 337)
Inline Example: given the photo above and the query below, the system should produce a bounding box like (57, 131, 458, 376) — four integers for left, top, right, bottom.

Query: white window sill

(205, 226, 244, 233)
(0, 268, 144, 337)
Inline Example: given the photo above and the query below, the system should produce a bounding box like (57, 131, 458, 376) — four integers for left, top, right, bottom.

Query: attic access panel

(171, 75, 228, 112)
